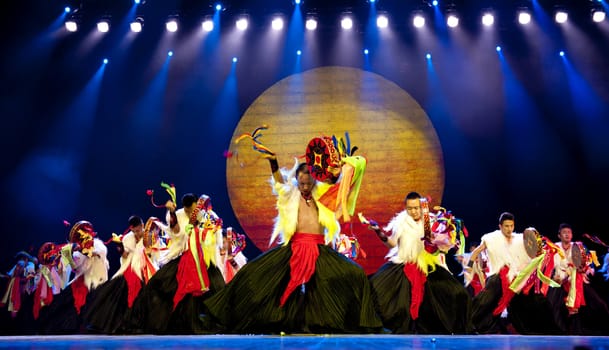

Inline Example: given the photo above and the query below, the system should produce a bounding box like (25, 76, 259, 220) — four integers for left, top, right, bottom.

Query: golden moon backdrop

(226, 66, 445, 272)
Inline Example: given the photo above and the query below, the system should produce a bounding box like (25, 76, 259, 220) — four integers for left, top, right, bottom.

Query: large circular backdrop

(226, 66, 444, 272)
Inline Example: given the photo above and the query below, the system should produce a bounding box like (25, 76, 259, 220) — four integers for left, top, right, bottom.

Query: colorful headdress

(332, 131, 358, 159)
(224, 228, 247, 256)
(430, 206, 469, 255)
(189, 194, 221, 227)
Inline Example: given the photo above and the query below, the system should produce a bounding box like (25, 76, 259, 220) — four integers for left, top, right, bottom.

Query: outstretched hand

(358, 212, 378, 230)
(368, 220, 380, 231)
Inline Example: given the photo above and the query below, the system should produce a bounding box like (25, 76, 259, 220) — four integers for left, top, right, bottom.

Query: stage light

(168, 51, 173, 57)
(236, 17, 249, 31)
(295, 0, 302, 4)
(555, 11, 568, 24)
(166, 18, 178, 32)
(447, 14, 459, 28)
(130, 17, 143, 33)
(593, 10, 606, 23)
(65, 20, 78, 32)
(432, 0, 438, 6)
(305, 18, 317, 31)
(215, 3, 223, 11)
(202, 19, 214, 32)
(364, 49, 369, 55)
(134, 0, 140, 4)
(341, 16, 353, 30)
(426, 53, 431, 60)
(518, 11, 531, 25)
(377, 14, 389, 28)
(496, 46, 501, 52)
(559, 50, 565, 56)
(297, 50, 302, 55)
(413, 14, 425, 28)
(97, 19, 110, 33)
(232, 57, 238, 63)
(271, 17, 284, 31)
(64, 7, 71, 13)
(103, 58, 108, 64)
(482, 13, 494, 26)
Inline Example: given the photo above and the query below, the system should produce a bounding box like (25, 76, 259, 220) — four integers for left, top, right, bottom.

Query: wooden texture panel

(226, 66, 444, 274)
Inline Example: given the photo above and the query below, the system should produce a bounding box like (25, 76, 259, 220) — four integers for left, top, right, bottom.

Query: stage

(0, 335, 608, 350)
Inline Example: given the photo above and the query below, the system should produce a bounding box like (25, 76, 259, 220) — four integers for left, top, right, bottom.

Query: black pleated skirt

(202, 243, 383, 334)
(370, 262, 472, 334)
(125, 257, 225, 334)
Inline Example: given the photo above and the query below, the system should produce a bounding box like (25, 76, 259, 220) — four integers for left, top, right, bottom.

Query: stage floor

(0, 335, 608, 350)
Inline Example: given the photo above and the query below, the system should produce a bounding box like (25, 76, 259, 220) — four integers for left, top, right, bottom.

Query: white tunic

(553, 241, 574, 282)
(385, 210, 425, 265)
(159, 209, 191, 265)
(481, 230, 530, 280)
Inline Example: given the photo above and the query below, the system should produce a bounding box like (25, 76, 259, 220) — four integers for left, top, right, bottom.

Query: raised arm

(468, 241, 487, 268)
(165, 200, 179, 234)
(265, 154, 284, 184)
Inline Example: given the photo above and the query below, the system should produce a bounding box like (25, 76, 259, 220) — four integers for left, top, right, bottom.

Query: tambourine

(305, 136, 340, 182)
(523, 227, 542, 259)
(68, 220, 95, 243)
(571, 241, 588, 272)
(68, 220, 96, 256)
(143, 217, 162, 249)
(38, 242, 61, 266)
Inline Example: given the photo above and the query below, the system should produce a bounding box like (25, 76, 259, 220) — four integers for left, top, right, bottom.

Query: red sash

(173, 225, 211, 309)
(124, 267, 142, 308)
(493, 266, 515, 316)
(279, 233, 325, 307)
(33, 276, 53, 320)
(403, 263, 426, 320)
(71, 276, 88, 315)
(224, 259, 235, 283)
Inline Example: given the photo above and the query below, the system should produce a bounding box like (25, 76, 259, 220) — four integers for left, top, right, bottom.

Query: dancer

(468, 212, 531, 334)
(548, 223, 609, 335)
(38, 221, 109, 334)
(130, 193, 225, 334)
(366, 192, 472, 334)
(203, 133, 382, 334)
(84, 216, 164, 334)
(0, 251, 37, 334)
(32, 242, 69, 322)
